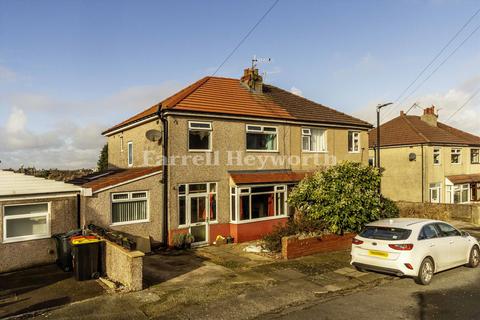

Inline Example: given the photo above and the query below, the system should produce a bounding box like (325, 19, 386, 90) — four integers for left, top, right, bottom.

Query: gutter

(158, 106, 169, 246)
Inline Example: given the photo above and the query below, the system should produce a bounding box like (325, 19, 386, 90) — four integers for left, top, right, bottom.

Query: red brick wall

(169, 218, 289, 245)
(281, 233, 355, 259)
(230, 218, 288, 243)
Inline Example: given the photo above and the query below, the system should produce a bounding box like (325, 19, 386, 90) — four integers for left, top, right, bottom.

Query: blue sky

(1, 0, 479, 169)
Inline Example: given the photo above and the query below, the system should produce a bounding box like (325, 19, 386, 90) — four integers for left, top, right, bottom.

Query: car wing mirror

(461, 231, 470, 237)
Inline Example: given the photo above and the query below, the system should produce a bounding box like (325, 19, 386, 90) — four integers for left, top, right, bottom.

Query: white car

(350, 218, 480, 285)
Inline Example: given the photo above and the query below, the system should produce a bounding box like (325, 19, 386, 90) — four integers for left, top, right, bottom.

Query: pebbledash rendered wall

(0, 196, 78, 273)
(80, 174, 164, 242)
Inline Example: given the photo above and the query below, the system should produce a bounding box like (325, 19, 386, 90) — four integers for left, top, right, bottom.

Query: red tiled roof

(446, 174, 480, 184)
(81, 167, 162, 192)
(369, 114, 480, 147)
(103, 76, 372, 135)
(229, 170, 310, 185)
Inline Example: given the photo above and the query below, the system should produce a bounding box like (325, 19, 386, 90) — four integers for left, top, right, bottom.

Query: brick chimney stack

(420, 105, 438, 127)
(241, 68, 263, 93)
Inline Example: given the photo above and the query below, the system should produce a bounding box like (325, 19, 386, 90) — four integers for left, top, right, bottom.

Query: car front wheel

(415, 257, 434, 285)
(467, 246, 480, 268)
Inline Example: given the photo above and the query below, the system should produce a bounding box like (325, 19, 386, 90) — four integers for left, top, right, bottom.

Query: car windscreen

(359, 226, 412, 240)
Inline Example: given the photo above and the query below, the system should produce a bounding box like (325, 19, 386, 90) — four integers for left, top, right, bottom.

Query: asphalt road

(262, 265, 480, 320)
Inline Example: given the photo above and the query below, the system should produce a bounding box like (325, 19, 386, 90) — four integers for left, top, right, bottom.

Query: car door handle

(449, 240, 454, 244)
(429, 244, 435, 247)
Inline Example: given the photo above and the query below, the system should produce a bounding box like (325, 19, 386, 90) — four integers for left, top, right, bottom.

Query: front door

(189, 195, 208, 245)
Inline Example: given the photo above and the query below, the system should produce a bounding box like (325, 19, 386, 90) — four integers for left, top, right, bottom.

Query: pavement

(27, 248, 394, 320)
(5, 220, 479, 319)
(0, 264, 105, 319)
(259, 263, 480, 320)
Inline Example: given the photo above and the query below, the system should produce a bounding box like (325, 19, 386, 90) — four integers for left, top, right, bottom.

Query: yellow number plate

(368, 250, 388, 258)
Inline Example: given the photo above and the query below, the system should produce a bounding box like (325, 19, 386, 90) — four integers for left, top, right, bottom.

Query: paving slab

(269, 268, 307, 281)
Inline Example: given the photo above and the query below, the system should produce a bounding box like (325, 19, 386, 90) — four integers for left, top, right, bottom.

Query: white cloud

(290, 86, 303, 97)
(0, 81, 182, 169)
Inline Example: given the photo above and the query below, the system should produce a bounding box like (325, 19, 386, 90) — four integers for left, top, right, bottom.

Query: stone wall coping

(93, 234, 145, 258)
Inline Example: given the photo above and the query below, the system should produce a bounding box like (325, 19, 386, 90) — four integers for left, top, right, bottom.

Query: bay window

(111, 191, 148, 225)
(246, 125, 277, 151)
(230, 185, 287, 222)
(302, 128, 327, 152)
(3, 203, 50, 242)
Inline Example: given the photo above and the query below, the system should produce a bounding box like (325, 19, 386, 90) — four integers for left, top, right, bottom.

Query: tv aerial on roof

(145, 129, 162, 143)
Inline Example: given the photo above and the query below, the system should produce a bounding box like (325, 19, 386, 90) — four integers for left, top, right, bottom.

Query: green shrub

(288, 161, 382, 235)
(262, 217, 327, 252)
(172, 233, 186, 249)
(380, 196, 399, 219)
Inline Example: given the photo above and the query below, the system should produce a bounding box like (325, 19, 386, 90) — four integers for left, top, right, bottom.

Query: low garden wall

(396, 201, 480, 225)
(103, 240, 144, 291)
(281, 233, 355, 260)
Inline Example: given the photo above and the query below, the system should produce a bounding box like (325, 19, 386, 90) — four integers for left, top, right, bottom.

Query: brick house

(370, 106, 480, 204)
(79, 68, 372, 246)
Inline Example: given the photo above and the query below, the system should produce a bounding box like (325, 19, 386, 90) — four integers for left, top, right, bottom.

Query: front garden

(262, 161, 399, 258)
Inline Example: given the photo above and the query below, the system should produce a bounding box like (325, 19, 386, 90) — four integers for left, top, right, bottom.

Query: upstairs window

(433, 148, 441, 165)
(471, 148, 479, 164)
(127, 142, 133, 166)
(348, 131, 360, 153)
(451, 148, 461, 164)
(246, 125, 277, 151)
(188, 121, 212, 151)
(302, 128, 327, 152)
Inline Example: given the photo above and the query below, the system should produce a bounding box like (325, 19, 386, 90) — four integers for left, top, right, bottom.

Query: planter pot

(281, 233, 355, 260)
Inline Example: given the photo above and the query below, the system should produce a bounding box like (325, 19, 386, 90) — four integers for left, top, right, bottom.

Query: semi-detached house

(79, 68, 372, 246)
(369, 106, 480, 204)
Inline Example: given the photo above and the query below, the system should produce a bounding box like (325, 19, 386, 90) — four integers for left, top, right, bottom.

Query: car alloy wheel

(468, 246, 480, 268)
(416, 258, 434, 285)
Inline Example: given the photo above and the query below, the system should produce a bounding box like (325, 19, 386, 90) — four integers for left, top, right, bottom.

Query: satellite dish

(146, 129, 162, 142)
(409, 153, 416, 161)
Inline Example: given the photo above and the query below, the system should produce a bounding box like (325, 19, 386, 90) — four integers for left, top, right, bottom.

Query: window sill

(230, 215, 289, 225)
(2, 234, 51, 244)
(188, 149, 213, 153)
(348, 151, 361, 154)
(110, 219, 149, 227)
(302, 150, 328, 154)
(246, 150, 279, 153)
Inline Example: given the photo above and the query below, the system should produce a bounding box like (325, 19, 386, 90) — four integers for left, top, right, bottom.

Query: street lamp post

(376, 103, 393, 169)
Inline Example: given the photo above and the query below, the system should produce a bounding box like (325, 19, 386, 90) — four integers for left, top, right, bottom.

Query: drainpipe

(158, 106, 169, 246)
(421, 144, 425, 203)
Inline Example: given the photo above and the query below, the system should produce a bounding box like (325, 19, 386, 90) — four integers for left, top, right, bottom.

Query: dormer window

(188, 121, 212, 151)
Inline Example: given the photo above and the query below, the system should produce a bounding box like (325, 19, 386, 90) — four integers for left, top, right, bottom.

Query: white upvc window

(188, 121, 212, 151)
(127, 141, 133, 166)
(451, 148, 461, 164)
(453, 184, 470, 204)
(429, 183, 441, 203)
(471, 148, 480, 164)
(302, 128, 327, 152)
(111, 191, 149, 225)
(246, 125, 278, 151)
(433, 148, 441, 165)
(230, 184, 288, 222)
(3, 203, 50, 243)
(178, 182, 217, 227)
(348, 131, 360, 153)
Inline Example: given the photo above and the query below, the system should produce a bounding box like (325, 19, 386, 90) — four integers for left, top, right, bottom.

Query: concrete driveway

(0, 264, 104, 319)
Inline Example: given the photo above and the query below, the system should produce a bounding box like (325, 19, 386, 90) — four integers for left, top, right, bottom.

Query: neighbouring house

(370, 106, 480, 204)
(0, 170, 81, 273)
(79, 68, 372, 246)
